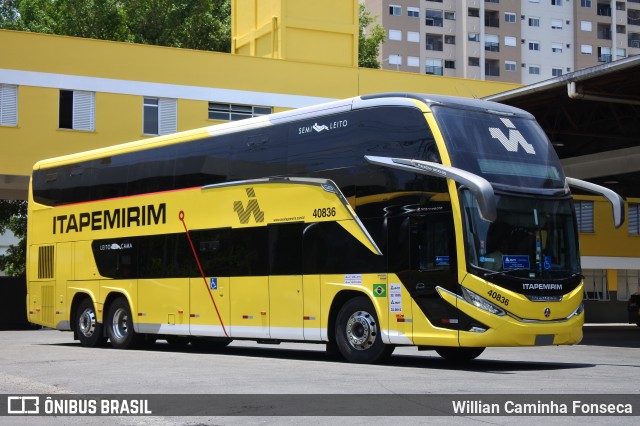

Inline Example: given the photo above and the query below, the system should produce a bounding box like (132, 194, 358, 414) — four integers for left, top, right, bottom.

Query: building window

(389, 5, 401, 16)
(407, 31, 420, 42)
(485, 34, 499, 52)
(425, 58, 443, 76)
(389, 29, 402, 41)
(59, 90, 95, 131)
(407, 56, 420, 67)
(529, 65, 541, 75)
(581, 44, 593, 54)
(0, 84, 18, 127)
(445, 35, 456, 45)
(444, 11, 456, 20)
(529, 41, 541, 51)
(426, 9, 443, 27)
(552, 67, 563, 77)
(552, 0, 563, 5)
(485, 59, 500, 77)
(468, 57, 480, 66)
(468, 32, 480, 42)
(581, 0, 592, 7)
(407, 7, 419, 17)
(445, 60, 456, 69)
(505, 12, 516, 23)
(505, 61, 517, 72)
(504, 36, 517, 47)
(388, 55, 402, 66)
(552, 42, 563, 53)
(575, 200, 594, 233)
(529, 17, 540, 27)
(143, 97, 176, 135)
(629, 9, 640, 26)
(551, 19, 563, 29)
(468, 8, 480, 18)
(208, 102, 272, 122)
(629, 203, 640, 235)
(426, 34, 443, 51)
(581, 21, 592, 31)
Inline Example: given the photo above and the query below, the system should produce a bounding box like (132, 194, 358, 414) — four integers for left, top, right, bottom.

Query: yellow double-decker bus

(26, 93, 624, 363)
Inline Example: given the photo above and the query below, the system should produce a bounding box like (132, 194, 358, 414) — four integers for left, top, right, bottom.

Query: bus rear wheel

(76, 298, 106, 347)
(334, 296, 394, 364)
(106, 297, 144, 349)
(435, 346, 485, 362)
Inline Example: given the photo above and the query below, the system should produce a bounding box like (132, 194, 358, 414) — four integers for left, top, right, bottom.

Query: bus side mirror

(566, 177, 625, 229)
(364, 156, 497, 222)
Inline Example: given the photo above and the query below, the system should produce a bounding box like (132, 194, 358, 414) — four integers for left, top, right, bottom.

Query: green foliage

(0, 200, 27, 277)
(358, 3, 386, 69)
(0, 0, 231, 52)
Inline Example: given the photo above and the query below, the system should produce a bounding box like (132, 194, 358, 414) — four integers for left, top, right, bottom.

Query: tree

(0, 200, 27, 277)
(0, 0, 231, 52)
(358, 3, 386, 69)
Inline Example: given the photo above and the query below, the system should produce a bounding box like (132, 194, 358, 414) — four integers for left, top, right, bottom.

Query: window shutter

(576, 201, 594, 233)
(158, 98, 177, 135)
(72, 90, 95, 131)
(0, 84, 18, 126)
(629, 204, 639, 235)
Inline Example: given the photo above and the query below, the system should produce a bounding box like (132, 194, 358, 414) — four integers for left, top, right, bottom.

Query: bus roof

(33, 93, 533, 171)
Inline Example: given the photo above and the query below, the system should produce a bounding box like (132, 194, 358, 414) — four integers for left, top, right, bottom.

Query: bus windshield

(460, 190, 581, 282)
(431, 105, 566, 192)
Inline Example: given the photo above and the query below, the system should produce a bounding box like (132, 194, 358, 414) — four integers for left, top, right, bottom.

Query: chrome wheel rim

(111, 307, 129, 342)
(345, 310, 377, 351)
(78, 308, 96, 337)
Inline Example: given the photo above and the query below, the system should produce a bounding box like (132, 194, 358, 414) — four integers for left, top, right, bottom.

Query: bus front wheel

(334, 296, 394, 364)
(435, 346, 485, 362)
(106, 297, 144, 349)
(76, 298, 107, 347)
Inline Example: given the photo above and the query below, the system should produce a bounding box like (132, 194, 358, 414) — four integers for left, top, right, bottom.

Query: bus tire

(334, 296, 394, 364)
(435, 346, 485, 362)
(76, 298, 107, 347)
(106, 297, 143, 349)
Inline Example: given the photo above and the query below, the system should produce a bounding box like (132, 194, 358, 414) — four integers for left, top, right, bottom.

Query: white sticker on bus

(344, 274, 362, 285)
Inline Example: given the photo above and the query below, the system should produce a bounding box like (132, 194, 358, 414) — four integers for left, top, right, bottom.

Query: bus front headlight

(461, 287, 506, 316)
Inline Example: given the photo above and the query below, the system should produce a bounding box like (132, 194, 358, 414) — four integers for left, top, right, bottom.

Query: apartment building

(367, 0, 640, 83)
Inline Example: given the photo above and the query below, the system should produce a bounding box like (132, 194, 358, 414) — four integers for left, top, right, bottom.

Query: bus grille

(41, 285, 54, 325)
(38, 245, 55, 279)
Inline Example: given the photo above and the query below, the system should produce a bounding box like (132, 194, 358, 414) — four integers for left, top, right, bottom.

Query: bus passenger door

(230, 276, 270, 338)
(389, 210, 459, 347)
(269, 276, 303, 340)
(268, 223, 304, 341)
(189, 276, 230, 338)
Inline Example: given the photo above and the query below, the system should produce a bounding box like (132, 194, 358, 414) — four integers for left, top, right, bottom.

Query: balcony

(598, 54, 613, 62)
(425, 66, 443, 76)
(598, 26, 612, 40)
(597, 4, 612, 16)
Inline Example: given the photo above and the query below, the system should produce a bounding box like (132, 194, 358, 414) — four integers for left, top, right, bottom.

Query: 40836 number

(312, 207, 336, 218)
(488, 290, 509, 306)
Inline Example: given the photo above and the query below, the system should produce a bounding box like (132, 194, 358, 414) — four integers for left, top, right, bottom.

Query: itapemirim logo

(233, 187, 265, 224)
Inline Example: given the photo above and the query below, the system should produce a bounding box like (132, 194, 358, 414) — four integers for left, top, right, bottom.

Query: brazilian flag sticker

(373, 284, 387, 297)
